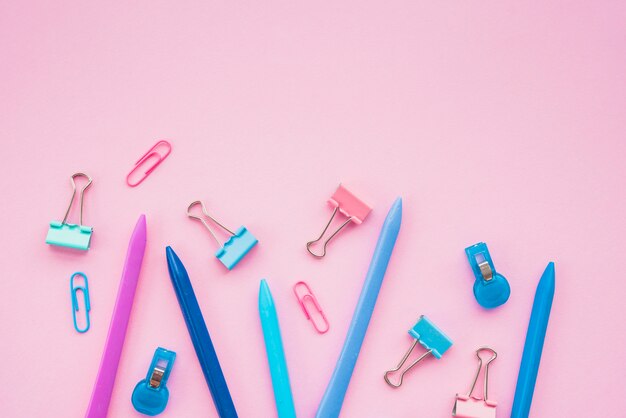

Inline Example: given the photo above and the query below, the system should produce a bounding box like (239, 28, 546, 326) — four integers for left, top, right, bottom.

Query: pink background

(1, 1, 625, 417)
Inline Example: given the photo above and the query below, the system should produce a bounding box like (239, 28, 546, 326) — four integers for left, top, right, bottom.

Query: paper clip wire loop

(126, 140, 172, 187)
(62, 173, 93, 225)
(306, 207, 352, 258)
(384, 340, 433, 388)
(293, 281, 329, 334)
(466, 347, 497, 402)
(187, 201, 236, 247)
(70, 272, 91, 333)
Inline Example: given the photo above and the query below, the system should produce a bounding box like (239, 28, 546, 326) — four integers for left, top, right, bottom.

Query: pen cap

(131, 347, 176, 416)
(473, 278, 510, 309)
(465, 242, 510, 309)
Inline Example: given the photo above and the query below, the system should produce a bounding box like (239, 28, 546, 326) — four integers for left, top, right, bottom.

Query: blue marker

(511, 262, 555, 418)
(259, 279, 297, 418)
(166, 246, 238, 418)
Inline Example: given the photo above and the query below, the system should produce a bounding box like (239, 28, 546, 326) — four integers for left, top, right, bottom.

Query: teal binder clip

(132, 347, 176, 416)
(187, 200, 258, 270)
(465, 242, 511, 309)
(216, 226, 258, 269)
(70, 272, 91, 333)
(46, 173, 93, 251)
(384, 315, 453, 388)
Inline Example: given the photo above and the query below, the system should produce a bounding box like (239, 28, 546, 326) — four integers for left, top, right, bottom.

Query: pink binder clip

(126, 140, 172, 187)
(306, 184, 371, 258)
(293, 281, 329, 334)
(453, 347, 498, 418)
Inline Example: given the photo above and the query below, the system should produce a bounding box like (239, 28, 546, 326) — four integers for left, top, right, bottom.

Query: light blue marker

(259, 279, 297, 418)
(316, 197, 402, 418)
(511, 262, 555, 418)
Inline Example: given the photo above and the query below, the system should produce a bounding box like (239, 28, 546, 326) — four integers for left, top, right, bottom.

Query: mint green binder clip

(46, 173, 94, 251)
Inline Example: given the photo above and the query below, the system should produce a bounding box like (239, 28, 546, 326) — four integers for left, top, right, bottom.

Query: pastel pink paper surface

(1, 1, 626, 418)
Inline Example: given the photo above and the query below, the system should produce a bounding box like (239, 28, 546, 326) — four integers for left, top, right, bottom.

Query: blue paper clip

(384, 315, 453, 388)
(70, 272, 91, 333)
(46, 173, 93, 251)
(132, 347, 177, 416)
(187, 200, 258, 270)
(465, 242, 510, 309)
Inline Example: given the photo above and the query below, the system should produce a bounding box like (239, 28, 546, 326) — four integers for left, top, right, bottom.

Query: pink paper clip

(306, 184, 372, 258)
(293, 281, 329, 334)
(453, 347, 498, 418)
(126, 140, 172, 187)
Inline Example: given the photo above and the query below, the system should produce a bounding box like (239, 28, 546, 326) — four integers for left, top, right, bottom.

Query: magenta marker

(85, 215, 147, 418)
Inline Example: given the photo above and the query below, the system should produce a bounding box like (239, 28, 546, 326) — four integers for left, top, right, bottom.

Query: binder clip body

(453, 347, 498, 418)
(306, 184, 371, 258)
(215, 226, 257, 269)
(465, 243, 510, 308)
(70, 272, 90, 333)
(46, 173, 93, 251)
(132, 347, 176, 416)
(384, 316, 453, 388)
(187, 201, 258, 270)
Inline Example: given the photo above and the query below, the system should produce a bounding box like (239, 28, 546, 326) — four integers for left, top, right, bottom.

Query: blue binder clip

(465, 242, 510, 309)
(384, 315, 453, 388)
(46, 173, 93, 251)
(187, 200, 258, 270)
(70, 272, 91, 333)
(132, 347, 176, 416)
